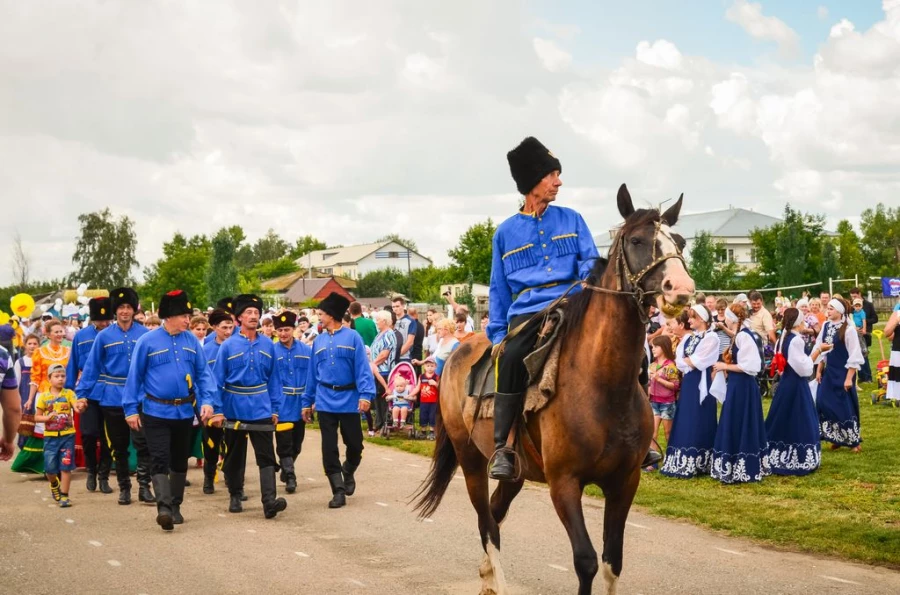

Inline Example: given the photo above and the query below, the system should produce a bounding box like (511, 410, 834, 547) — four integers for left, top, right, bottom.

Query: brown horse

(414, 184, 695, 594)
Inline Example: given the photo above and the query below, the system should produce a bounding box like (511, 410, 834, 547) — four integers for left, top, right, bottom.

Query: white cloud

(829, 19, 855, 38)
(533, 38, 572, 72)
(725, 0, 800, 58)
(635, 40, 684, 70)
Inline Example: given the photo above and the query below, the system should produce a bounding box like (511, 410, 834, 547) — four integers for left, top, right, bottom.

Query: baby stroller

(380, 361, 419, 439)
(758, 342, 776, 399)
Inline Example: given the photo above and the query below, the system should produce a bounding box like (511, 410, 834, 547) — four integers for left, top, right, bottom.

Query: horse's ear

(617, 184, 634, 219)
(662, 193, 683, 226)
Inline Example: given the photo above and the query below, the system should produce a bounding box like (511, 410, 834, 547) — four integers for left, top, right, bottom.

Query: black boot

(327, 473, 346, 509)
(98, 456, 113, 494)
(170, 472, 187, 525)
(342, 461, 358, 497)
(202, 470, 215, 495)
(260, 467, 287, 519)
(115, 457, 131, 503)
(281, 458, 297, 494)
(227, 468, 244, 513)
(152, 474, 174, 531)
(86, 473, 97, 492)
(138, 482, 156, 504)
(642, 449, 663, 468)
(488, 392, 523, 481)
(99, 478, 113, 494)
(118, 487, 132, 505)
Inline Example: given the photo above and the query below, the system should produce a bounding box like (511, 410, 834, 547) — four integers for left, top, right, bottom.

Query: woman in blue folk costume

(764, 308, 822, 475)
(709, 303, 770, 484)
(661, 304, 720, 478)
(815, 297, 864, 453)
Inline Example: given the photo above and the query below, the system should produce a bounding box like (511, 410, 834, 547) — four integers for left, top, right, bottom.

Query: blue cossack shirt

(212, 331, 282, 422)
(301, 327, 375, 414)
(274, 339, 311, 422)
(76, 322, 148, 407)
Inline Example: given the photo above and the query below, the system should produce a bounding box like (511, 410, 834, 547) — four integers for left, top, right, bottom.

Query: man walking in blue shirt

(272, 311, 311, 494)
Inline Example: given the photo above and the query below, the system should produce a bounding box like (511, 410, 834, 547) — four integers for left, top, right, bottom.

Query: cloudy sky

(1, 0, 898, 286)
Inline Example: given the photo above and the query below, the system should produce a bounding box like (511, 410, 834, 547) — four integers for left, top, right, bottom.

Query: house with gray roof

(594, 207, 783, 270)
(293, 240, 432, 280)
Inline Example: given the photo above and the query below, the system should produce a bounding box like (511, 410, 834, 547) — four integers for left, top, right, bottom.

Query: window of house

(388, 251, 398, 258)
(715, 248, 735, 263)
(750, 249, 757, 263)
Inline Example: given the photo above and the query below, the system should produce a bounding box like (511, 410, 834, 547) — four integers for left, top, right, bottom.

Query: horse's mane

(559, 207, 661, 341)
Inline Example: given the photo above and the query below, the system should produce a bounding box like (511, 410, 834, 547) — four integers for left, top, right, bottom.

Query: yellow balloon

(0, 311, 8, 326)
(10, 293, 35, 318)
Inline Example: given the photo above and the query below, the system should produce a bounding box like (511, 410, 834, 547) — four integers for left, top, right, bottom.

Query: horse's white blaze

(602, 562, 618, 595)
(658, 222, 693, 296)
(486, 542, 508, 595)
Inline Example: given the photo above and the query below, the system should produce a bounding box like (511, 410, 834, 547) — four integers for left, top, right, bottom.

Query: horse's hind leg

(549, 476, 598, 595)
(490, 478, 524, 526)
(459, 449, 508, 595)
(599, 467, 641, 595)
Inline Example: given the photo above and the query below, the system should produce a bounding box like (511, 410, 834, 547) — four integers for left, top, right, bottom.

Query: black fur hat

(318, 292, 350, 321)
(507, 137, 562, 196)
(216, 296, 234, 314)
(233, 294, 263, 318)
(110, 287, 139, 312)
(208, 308, 233, 326)
(88, 297, 114, 321)
(273, 311, 297, 329)
(159, 289, 193, 318)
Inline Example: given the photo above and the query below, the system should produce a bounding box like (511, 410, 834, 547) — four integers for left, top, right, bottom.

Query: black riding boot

(281, 457, 297, 494)
(202, 465, 215, 495)
(84, 439, 98, 492)
(98, 452, 113, 494)
(137, 459, 155, 504)
(115, 457, 132, 505)
(170, 472, 187, 525)
(152, 474, 174, 531)
(642, 448, 663, 468)
(227, 466, 245, 513)
(489, 392, 523, 481)
(260, 467, 287, 519)
(327, 473, 346, 509)
(342, 461, 358, 497)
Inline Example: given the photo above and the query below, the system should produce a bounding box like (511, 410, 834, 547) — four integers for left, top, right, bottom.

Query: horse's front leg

(598, 466, 641, 595)
(459, 449, 508, 595)
(548, 476, 598, 595)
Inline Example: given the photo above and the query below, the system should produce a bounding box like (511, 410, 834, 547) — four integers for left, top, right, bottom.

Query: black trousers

(275, 422, 306, 461)
(496, 314, 543, 395)
(203, 425, 224, 479)
(103, 407, 152, 490)
(222, 422, 277, 495)
(318, 411, 363, 476)
(80, 399, 112, 477)
(141, 414, 193, 475)
(373, 376, 390, 430)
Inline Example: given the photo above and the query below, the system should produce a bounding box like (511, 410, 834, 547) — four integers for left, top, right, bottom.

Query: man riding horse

(487, 137, 660, 480)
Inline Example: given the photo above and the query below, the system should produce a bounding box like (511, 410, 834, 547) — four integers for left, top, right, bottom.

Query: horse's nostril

(663, 280, 673, 292)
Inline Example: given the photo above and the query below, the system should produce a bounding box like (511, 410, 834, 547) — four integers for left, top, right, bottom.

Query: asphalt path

(2, 430, 899, 595)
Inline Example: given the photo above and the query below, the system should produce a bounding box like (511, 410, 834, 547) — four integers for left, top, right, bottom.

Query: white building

(293, 240, 432, 280)
(594, 207, 783, 270)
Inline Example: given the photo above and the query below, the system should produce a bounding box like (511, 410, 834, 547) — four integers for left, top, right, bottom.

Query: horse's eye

(630, 238, 641, 246)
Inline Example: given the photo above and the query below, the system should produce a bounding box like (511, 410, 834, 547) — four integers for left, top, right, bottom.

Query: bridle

(582, 218, 686, 324)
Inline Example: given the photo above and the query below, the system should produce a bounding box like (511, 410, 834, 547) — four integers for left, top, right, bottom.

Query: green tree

(818, 240, 840, 286)
(687, 231, 717, 289)
(206, 228, 240, 303)
(141, 233, 211, 308)
(859, 203, 900, 277)
(289, 235, 328, 260)
(376, 234, 419, 253)
(70, 208, 138, 287)
(409, 265, 454, 303)
(252, 228, 289, 263)
(835, 220, 869, 283)
(447, 219, 495, 285)
(750, 205, 826, 287)
(356, 267, 409, 298)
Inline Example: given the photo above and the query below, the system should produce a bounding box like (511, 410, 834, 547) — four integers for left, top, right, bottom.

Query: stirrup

(488, 447, 522, 482)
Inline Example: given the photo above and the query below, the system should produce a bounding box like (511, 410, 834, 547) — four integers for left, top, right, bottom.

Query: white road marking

(42, 497, 48, 502)
(47, 504, 55, 508)
(65, 519, 75, 524)
(548, 564, 568, 572)
(17, 530, 31, 539)
(107, 560, 121, 567)
(423, 518, 434, 523)
(247, 529, 256, 533)
(33, 489, 41, 494)
(347, 578, 366, 587)
(317, 534, 339, 540)
(454, 474, 464, 480)
(714, 547, 745, 556)
(375, 502, 388, 507)
(406, 463, 421, 468)
(821, 575, 861, 585)
(626, 521, 648, 529)
(295, 552, 310, 558)
(381, 457, 393, 461)
(217, 514, 226, 518)
(306, 477, 315, 482)
(88, 540, 103, 547)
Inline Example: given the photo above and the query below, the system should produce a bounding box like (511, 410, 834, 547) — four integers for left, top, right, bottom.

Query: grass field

(362, 326, 900, 568)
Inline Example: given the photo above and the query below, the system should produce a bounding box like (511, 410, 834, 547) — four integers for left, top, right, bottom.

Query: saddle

(465, 307, 565, 420)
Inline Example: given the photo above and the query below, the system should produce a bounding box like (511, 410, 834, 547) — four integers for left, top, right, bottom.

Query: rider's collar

(519, 205, 550, 218)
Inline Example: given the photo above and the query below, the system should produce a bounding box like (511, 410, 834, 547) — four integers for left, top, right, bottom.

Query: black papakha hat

(273, 311, 297, 329)
(89, 297, 114, 321)
(216, 296, 234, 314)
(233, 294, 263, 318)
(317, 292, 350, 321)
(159, 289, 193, 318)
(110, 287, 140, 312)
(507, 136, 562, 196)
(208, 308, 233, 327)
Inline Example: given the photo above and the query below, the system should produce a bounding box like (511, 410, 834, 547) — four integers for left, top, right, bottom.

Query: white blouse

(813, 320, 865, 370)
(733, 327, 762, 375)
(675, 331, 719, 404)
(778, 331, 814, 378)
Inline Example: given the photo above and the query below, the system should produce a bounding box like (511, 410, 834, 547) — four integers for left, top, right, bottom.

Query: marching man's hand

(358, 400, 371, 413)
(301, 408, 313, 423)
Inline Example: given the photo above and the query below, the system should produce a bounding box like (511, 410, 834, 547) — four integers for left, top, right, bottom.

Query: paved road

(2, 431, 899, 595)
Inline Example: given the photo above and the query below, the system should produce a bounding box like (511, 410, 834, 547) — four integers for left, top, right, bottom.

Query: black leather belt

(319, 382, 356, 391)
(146, 394, 195, 406)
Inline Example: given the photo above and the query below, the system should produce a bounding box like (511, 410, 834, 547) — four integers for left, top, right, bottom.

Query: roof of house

(594, 207, 783, 248)
(282, 278, 353, 304)
(261, 270, 358, 292)
(293, 241, 431, 269)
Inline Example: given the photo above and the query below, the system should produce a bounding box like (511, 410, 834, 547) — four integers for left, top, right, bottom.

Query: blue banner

(883, 277, 900, 297)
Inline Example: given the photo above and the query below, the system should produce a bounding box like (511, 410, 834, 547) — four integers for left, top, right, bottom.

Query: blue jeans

(43, 434, 76, 475)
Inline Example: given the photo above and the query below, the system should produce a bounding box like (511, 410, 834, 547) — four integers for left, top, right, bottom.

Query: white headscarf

(828, 298, 845, 315)
(691, 304, 710, 323)
(724, 307, 739, 323)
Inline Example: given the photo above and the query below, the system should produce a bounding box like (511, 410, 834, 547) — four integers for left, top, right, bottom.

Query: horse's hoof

(479, 589, 497, 595)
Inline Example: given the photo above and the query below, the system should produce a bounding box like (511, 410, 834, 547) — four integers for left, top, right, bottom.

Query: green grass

(362, 325, 900, 568)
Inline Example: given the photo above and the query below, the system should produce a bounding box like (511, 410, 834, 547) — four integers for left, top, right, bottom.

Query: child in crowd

(388, 375, 413, 429)
(34, 364, 78, 507)
(144, 316, 161, 330)
(648, 336, 680, 451)
(410, 357, 439, 440)
(190, 316, 208, 341)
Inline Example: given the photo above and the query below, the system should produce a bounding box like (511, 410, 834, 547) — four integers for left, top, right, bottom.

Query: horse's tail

(411, 404, 458, 519)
